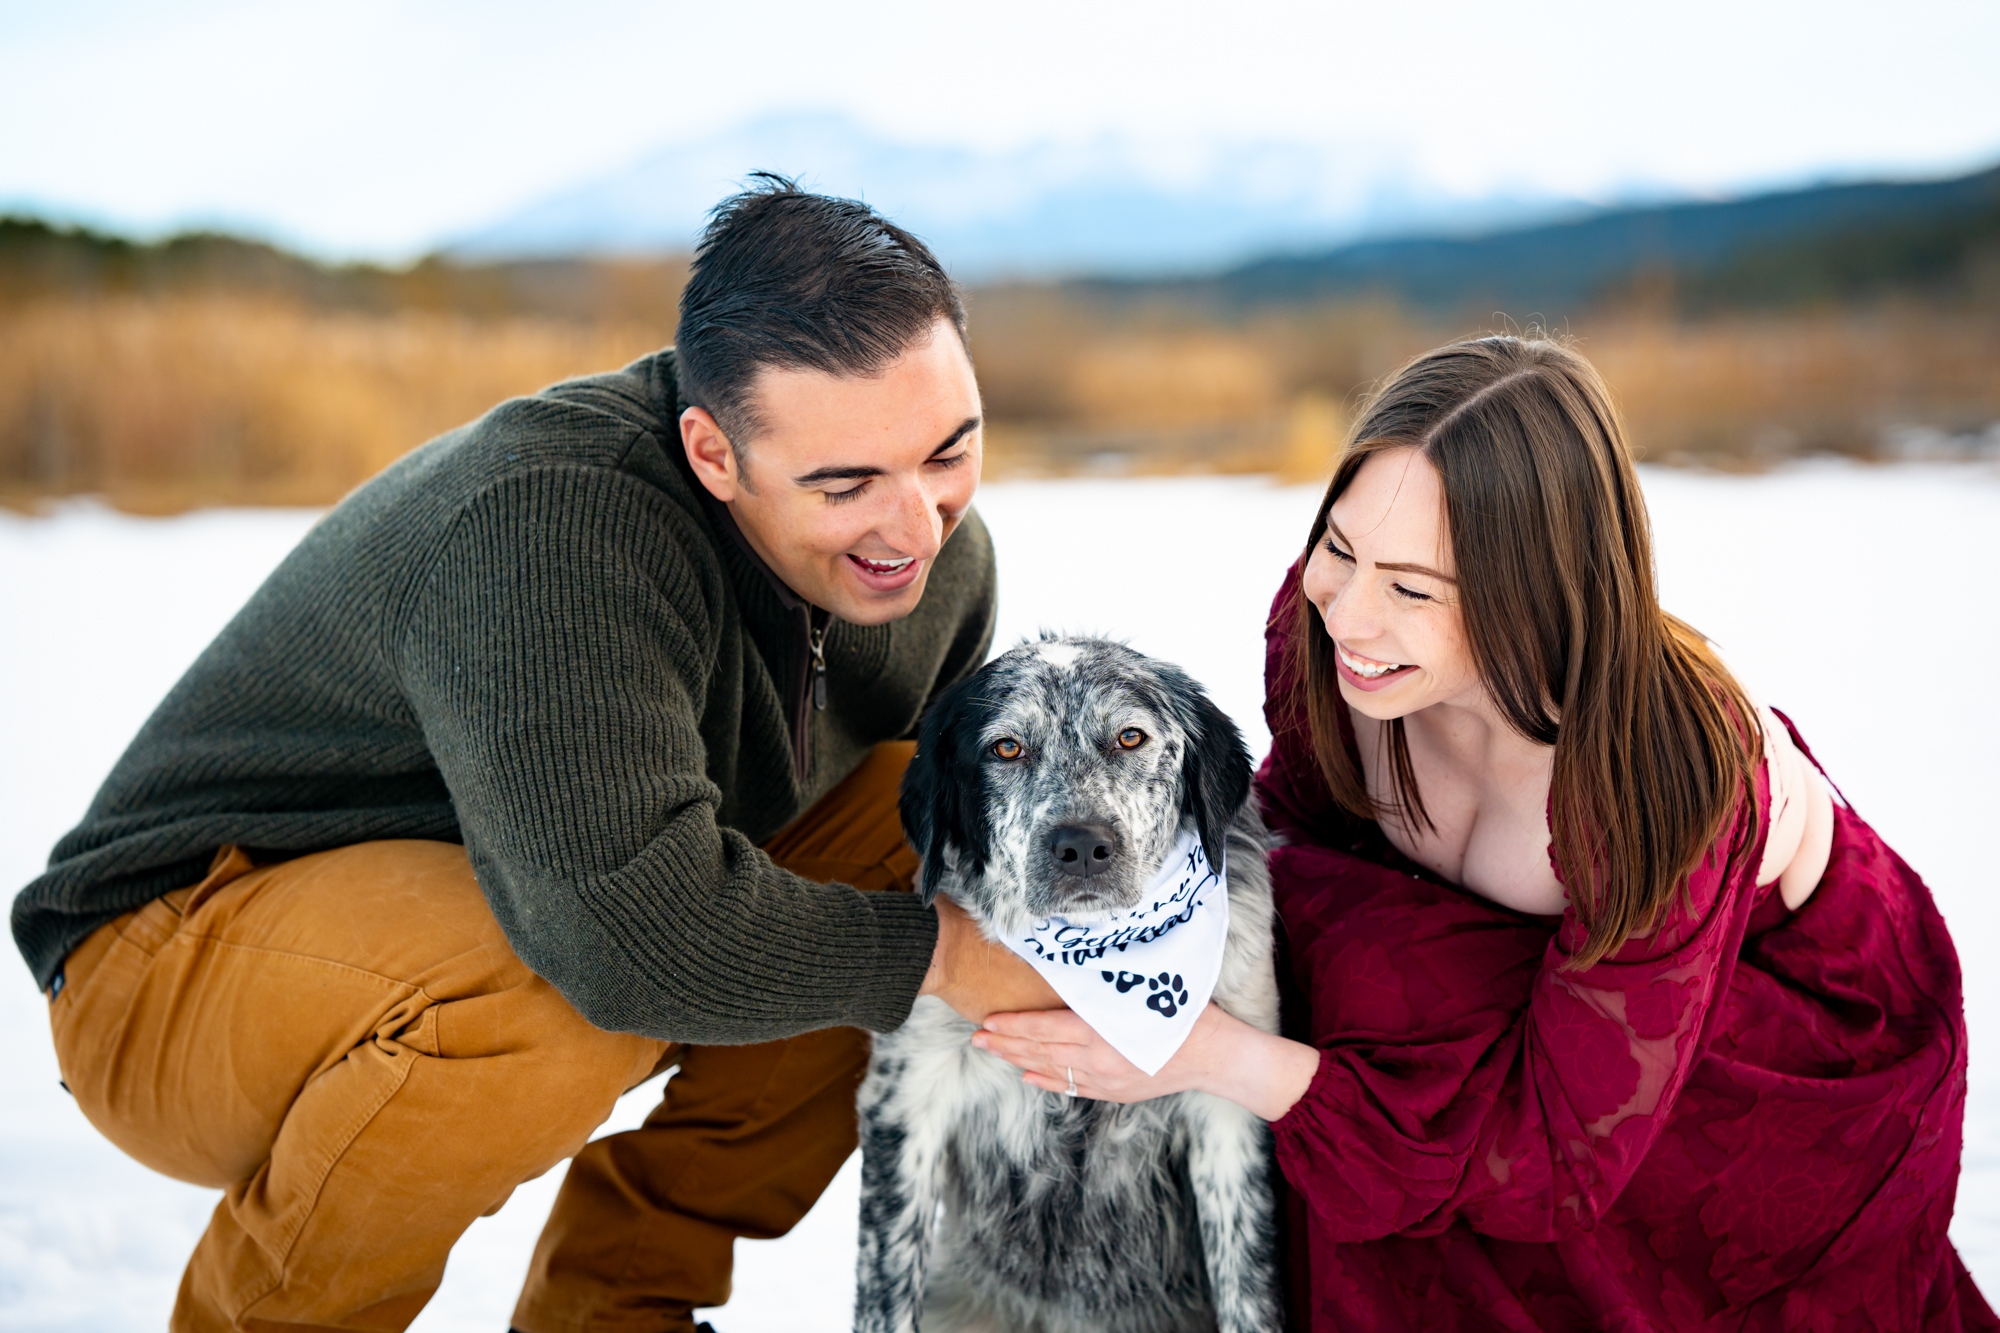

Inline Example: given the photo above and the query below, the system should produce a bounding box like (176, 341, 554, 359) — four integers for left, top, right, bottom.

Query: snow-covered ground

(2, 463, 1996, 1330)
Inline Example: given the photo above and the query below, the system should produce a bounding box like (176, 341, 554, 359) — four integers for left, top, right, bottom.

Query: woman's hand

(973, 1002, 1321, 1122)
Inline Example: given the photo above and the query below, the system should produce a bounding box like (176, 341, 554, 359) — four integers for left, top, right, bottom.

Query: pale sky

(4, 0, 1998, 260)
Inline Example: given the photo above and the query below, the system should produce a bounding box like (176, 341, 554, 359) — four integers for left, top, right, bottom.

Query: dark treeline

(0, 216, 688, 326)
(1077, 163, 2000, 317)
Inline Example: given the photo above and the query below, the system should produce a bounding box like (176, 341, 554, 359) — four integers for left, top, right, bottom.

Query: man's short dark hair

(675, 173, 967, 457)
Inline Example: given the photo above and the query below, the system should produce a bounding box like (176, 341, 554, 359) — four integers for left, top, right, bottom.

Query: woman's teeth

(1338, 645, 1408, 679)
(854, 556, 914, 574)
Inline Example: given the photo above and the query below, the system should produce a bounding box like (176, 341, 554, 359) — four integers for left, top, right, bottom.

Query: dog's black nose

(1049, 824, 1117, 877)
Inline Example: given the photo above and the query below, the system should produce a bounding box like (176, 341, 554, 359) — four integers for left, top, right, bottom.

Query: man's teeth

(1338, 645, 1407, 679)
(856, 556, 914, 573)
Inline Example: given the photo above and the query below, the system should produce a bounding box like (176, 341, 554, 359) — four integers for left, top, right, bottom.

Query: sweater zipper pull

(810, 620, 830, 711)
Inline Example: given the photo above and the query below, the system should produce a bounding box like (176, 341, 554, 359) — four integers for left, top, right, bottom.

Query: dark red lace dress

(1256, 572, 1995, 1331)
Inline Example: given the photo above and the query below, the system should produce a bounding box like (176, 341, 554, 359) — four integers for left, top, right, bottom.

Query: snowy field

(2, 463, 1997, 1329)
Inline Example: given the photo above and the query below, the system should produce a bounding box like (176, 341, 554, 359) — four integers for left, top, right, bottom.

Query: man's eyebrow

(791, 463, 883, 486)
(790, 417, 981, 488)
(930, 416, 981, 457)
(1325, 517, 1458, 584)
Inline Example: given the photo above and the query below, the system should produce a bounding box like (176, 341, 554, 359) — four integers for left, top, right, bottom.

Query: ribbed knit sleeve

(398, 464, 938, 1043)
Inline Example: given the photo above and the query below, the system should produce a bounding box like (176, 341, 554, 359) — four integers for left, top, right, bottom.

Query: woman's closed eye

(1323, 528, 1440, 602)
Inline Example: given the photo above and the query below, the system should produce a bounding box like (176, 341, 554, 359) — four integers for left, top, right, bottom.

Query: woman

(975, 336, 1993, 1329)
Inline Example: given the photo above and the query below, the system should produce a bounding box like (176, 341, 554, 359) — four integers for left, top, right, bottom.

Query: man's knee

(479, 970, 669, 1088)
(413, 964, 670, 1165)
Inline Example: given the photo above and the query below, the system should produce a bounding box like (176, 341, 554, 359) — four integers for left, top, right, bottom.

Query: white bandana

(998, 828, 1228, 1077)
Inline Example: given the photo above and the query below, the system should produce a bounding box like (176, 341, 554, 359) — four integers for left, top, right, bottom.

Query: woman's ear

(1172, 679, 1252, 872)
(900, 678, 994, 905)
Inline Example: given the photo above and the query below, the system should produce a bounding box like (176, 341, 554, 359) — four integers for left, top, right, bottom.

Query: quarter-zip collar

(650, 348, 836, 788)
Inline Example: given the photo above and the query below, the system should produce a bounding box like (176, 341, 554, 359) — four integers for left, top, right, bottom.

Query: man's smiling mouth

(849, 555, 915, 575)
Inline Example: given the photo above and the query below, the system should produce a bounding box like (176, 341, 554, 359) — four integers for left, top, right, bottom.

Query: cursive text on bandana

(998, 828, 1228, 1078)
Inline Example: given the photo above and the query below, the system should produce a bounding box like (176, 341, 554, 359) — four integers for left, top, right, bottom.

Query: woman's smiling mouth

(1335, 643, 1418, 691)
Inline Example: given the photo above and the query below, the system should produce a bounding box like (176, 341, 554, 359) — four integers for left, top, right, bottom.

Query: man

(14, 178, 1049, 1331)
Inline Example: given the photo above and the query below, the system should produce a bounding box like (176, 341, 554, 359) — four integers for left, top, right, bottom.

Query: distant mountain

(449, 111, 1585, 280)
(1124, 163, 2000, 316)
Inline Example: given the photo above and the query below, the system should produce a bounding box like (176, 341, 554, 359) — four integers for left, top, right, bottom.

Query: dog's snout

(1049, 824, 1117, 877)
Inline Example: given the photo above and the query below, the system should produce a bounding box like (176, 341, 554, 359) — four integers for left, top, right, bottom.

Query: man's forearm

(475, 844, 940, 1043)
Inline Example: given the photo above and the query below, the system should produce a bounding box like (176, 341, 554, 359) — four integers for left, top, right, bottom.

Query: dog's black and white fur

(854, 637, 1282, 1333)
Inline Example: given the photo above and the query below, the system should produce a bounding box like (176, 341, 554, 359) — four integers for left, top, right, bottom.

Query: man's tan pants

(48, 742, 921, 1333)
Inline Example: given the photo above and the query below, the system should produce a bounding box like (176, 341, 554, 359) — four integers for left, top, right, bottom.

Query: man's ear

(681, 406, 743, 503)
(900, 677, 994, 906)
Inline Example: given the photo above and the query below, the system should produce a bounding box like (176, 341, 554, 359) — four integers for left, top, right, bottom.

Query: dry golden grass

(978, 297, 2000, 483)
(1582, 307, 2000, 462)
(0, 296, 666, 509)
(2, 287, 1995, 512)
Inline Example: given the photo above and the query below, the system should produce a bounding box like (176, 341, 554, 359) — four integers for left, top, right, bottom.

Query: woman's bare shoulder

(1751, 701, 1835, 909)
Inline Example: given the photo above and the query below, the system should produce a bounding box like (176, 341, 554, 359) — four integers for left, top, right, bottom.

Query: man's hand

(917, 896, 1063, 1023)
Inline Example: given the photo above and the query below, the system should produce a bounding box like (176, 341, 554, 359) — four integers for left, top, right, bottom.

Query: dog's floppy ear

(1168, 673, 1252, 872)
(900, 675, 995, 905)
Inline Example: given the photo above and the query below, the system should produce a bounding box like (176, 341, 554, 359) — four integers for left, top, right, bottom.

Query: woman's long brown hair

(1292, 335, 1760, 968)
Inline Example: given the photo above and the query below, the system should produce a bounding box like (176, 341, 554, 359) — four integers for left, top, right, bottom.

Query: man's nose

(877, 479, 945, 557)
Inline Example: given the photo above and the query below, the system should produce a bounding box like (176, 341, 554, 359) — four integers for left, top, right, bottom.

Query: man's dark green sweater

(11, 350, 995, 1043)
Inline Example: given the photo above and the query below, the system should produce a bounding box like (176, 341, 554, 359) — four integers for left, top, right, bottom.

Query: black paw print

(1145, 972, 1189, 1018)
(1102, 970, 1148, 994)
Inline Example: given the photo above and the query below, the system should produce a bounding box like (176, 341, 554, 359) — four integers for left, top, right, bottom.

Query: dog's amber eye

(1117, 728, 1147, 750)
(992, 738, 1023, 761)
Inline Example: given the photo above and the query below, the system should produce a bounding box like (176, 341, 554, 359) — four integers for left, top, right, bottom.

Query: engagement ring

(1064, 1067, 1078, 1099)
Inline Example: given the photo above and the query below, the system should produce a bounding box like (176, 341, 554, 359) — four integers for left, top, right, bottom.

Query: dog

(854, 636, 1282, 1333)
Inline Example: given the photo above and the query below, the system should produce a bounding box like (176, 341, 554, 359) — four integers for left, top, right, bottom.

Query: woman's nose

(1320, 580, 1378, 643)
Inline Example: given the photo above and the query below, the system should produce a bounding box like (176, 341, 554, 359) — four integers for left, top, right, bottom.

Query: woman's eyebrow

(1326, 517, 1458, 584)
(1378, 560, 1458, 584)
